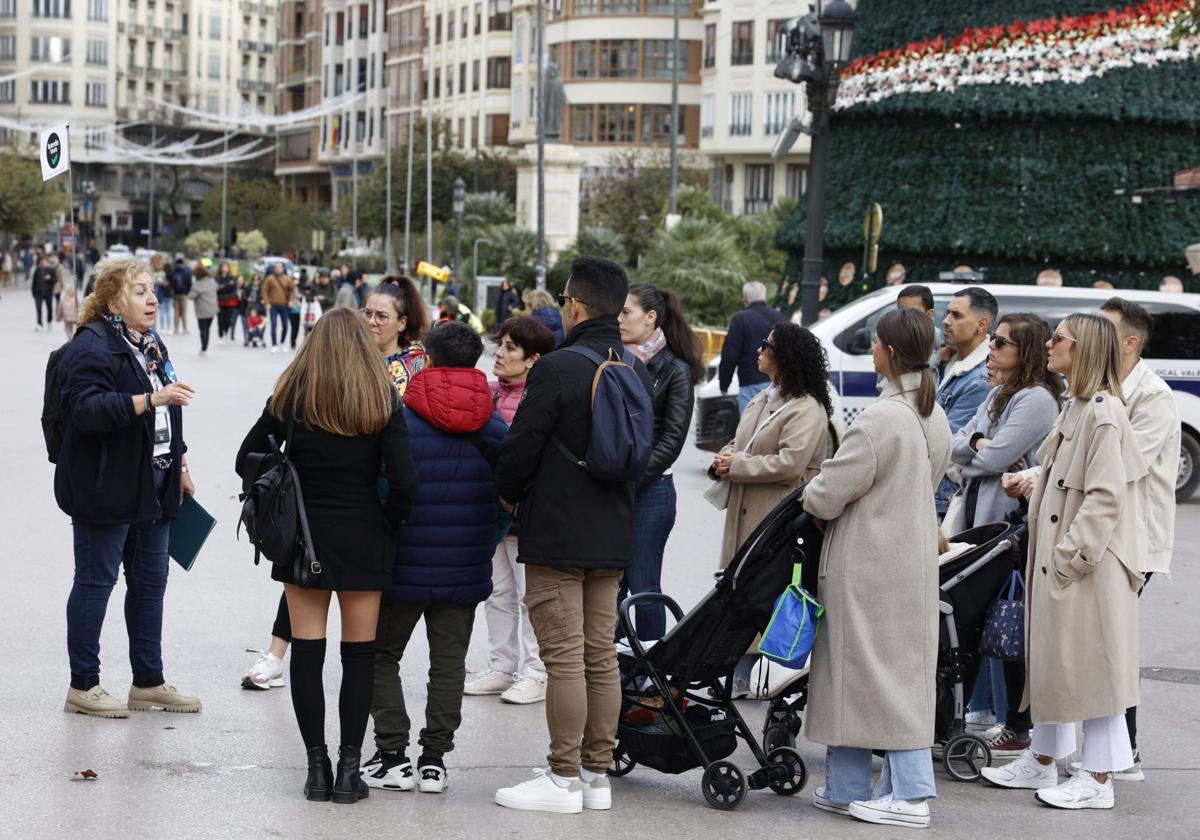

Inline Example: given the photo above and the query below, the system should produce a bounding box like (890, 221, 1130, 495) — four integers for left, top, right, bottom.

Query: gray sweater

(950, 384, 1061, 528)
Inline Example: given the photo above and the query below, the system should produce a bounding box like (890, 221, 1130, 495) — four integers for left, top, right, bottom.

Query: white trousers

(483, 536, 545, 679)
(1031, 714, 1133, 773)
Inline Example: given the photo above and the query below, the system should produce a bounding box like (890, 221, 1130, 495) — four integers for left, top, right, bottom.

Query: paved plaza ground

(1, 285, 1197, 839)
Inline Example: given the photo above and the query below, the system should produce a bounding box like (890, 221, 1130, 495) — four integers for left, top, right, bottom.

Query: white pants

(1031, 714, 1133, 773)
(483, 536, 545, 680)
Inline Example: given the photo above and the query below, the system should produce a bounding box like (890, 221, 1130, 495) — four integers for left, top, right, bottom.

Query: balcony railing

(259, 43, 274, 54)
(238, 40, 255, 52)
(146, 68, 162, 80)
(129, 23, 145, 37)
(127, 65, 145, 79)
(257, 81, 273, 94)
(149, 26, 163, 38)
(238, 78, 254, 92)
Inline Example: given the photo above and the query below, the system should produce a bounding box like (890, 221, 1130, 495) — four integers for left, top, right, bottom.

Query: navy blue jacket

(54, 318, 187, 524)
(386, 367, 507, 605)
(718, 301, 786, 392)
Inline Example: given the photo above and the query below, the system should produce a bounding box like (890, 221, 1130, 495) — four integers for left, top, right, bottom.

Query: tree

(236, 229, 268, 259)
(184, 229, 219, 257)
(463, 191, 515, 228)
(474, 224, 538, 289)
(731, 197, 796, 290)
(547, 226, 627, 294)
(0, 149, 63, 238)
(198, 177, 320, 255)
(639, 218, 749, 327)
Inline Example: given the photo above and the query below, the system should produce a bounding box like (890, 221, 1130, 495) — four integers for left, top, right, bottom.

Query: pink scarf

(625, 328, 667, 365)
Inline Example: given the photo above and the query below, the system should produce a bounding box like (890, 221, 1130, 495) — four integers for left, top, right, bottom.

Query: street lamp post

(772, 1, 858, 326)
(452, 176, 465, 273)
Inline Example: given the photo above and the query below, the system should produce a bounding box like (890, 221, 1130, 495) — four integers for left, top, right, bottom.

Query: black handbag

(238, 413, 322, 588)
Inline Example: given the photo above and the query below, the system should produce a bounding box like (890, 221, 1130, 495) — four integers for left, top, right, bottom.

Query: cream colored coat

(717, 389, 833, 569)
(1020, 392, 1147, 723)
(1122, 361, 1180, 574)
(802, 374, 952, 750)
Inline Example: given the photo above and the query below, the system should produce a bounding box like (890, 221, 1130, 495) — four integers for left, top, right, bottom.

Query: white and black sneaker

(417, 755, 447, 793)
(361, 750, 415, 791)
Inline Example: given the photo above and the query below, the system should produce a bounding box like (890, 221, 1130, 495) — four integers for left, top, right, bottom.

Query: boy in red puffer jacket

(363, 321, 508, 796)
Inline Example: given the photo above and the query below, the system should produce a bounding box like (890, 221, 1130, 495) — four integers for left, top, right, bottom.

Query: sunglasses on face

(557, 293, 590, 309)
(989, 334, 1018, 351)
(1049, 332, 1077, 347)
(758, 339, 773, 352)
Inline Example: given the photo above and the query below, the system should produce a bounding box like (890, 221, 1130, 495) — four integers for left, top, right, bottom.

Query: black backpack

(41, 321, 114, 464)
(237, 414, 322, 588)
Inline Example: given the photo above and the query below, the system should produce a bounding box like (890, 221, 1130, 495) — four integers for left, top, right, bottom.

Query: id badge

(161, 360, 178, 384)
(154, 408, 170, 444)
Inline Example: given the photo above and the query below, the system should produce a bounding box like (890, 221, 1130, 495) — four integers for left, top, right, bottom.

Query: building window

(764, 90, 794, 135)
(641, 104, 678, 145)
(766, 19, 787, 63)
(644, 39, 680, 80)
(574, 0, 597, 14)
(447, 9, 454, 41)
(703, 23, 715, 69)
(473, 59, 479, 91)
(599, 40, 636, 78)
(360, 6, 369, 38)
(728, 92, 751, 136)
(488, 0, 511, 32)
(700, 93, 714, 138)
(208, 55, 220, 79)
(30, 79, 70, 104)
(86, 0, 106, 22)
(745, 164, 774, 215)
(0, 36, 14, 61)
(487, 56, 510, 89)
(86, 38, 107, 65)
(571, 41, 595, 79)
(85, 81, 106, 107)
(0, 80, 14, 103)
(512, 86, 522, 129)
(434, 14, 442, 44)
(358, 57, 367, 91)
(514, 19, 523, 63)
(459, 61, 466, 94)
(101, 171, 116, 192)
(785, 164, 808, 199)
(569, 104, 594, 143)
(598, 103, 636, 143)
(731, 21, 754, 66)
(31, 36, 70, 61)
(0, 0, 14, 17)
(209, 14, 221, 39)
(604, 0, 636, 11)
(485, 113, 509, 145)
(32, 0, 70, 18)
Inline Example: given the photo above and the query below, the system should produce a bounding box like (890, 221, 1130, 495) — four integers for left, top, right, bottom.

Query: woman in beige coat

(983, 314, 1146, 811)
(802, 308, 952, 830)
(710, 323, 835, 697)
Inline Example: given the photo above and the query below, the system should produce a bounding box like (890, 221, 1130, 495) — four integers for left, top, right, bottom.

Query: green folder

(168, 495, 216, 572)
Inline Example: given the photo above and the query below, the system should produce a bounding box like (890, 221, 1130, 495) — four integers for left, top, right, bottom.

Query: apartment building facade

(275, 0, 328, 205)
(699, 0, 810, 216)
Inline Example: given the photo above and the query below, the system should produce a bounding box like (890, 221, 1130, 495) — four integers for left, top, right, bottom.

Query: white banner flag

(39, 121, 70, 181)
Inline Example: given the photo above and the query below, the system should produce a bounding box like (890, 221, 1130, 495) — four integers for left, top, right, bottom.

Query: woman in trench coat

(802, 308, 952, 830)
(982, 313, 1146, 811)
(711, 323, 835, 697)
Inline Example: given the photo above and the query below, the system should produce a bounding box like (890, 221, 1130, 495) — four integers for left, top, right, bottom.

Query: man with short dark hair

(364, 321, 507, 795)
(719, 280, 786, 413)
(896, 284, 934, 317)
(936, 286, 997, 517)
(494, 256, 652, 814)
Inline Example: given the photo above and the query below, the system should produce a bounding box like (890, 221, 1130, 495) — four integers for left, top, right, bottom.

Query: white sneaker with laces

(362, 752, 415, 791)
(495, 771, 583, 813)
(500, 675, 547, 705)
(417, 762, 447, 793)
(532, 768, 610, 810)
(1035, 770, 1115, 810)
(242, 652, 285, 690)
(1069, 751, 1143, 782)
(981, 750, 1058, 789)
(812, 786, 850, 816)
(848, 794, 931, 828)
(464, 669, 514, 696)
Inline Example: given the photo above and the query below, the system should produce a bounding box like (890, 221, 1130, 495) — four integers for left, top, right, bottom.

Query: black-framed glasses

(989, 334, 1018, 351)
(557, 293, 589, 309)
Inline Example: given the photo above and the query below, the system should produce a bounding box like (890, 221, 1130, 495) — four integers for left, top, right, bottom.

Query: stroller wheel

(701, 761, 747, 810)
(607, 746, 636, 778)
(943, 733, 992, 782)
(763, 722, 797, 754)
(766, 746, 808, 796)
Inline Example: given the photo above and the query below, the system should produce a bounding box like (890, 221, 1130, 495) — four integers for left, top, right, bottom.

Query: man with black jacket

(718, 281, 786, 413)
(494, 256, 652, 815)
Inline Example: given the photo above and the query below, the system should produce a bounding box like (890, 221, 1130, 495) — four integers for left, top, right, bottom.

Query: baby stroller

(756, 519, 1026, 785)
(612, 487, 822, 810)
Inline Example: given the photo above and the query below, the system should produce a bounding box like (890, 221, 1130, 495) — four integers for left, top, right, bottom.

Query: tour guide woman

(236, 308, 418, 805)
(802, 308, 952, 830)
(57, 256, 201, 718)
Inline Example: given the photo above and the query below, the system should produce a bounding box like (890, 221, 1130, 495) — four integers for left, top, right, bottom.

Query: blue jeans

(968, 656, 1007, 725)
(156, 298, 173, 332)
(67, 470, 171, 690)
(825, 746, 937, 804)
(617, 475, 677, 642)
(270, 304, 289, 347)
(738, 382, 769, 414)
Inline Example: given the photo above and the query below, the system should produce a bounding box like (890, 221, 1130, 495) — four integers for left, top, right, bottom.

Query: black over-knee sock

(1125, 706, 1138, 753)
(339, 640, 376, 750)
(290, 637, 327, 749)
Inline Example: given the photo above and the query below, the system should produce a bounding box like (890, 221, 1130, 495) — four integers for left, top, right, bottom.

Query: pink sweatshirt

(489, 379, 527, 425)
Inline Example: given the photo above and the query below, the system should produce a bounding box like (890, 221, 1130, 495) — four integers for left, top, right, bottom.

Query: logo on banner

(46, 133, 61, 170)
(38, 121, 71, 181)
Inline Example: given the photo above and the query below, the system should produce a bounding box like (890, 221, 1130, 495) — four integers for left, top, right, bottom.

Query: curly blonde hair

(78, 257, 152, 326)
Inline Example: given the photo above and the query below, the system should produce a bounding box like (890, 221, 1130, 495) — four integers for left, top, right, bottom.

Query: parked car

(694, 283, 1200, 500)
(253, 255, 296, 277)
(104, 243, 132, 259)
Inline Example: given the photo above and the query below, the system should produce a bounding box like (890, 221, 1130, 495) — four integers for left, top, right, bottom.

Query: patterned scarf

(108, 314, 164, 376)
(625, 328, 667, 365)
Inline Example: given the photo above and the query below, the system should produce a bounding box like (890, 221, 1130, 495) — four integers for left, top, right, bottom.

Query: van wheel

(1178, 431, 1200, 502)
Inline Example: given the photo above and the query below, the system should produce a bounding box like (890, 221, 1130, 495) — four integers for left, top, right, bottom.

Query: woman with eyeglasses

(982, 314, 1146, 812)
(949, 313, 1063, 759)
(710, 322, 837, 698)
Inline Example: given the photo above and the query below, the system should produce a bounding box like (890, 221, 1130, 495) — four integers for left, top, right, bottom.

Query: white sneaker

(270, 345, 279, 353)
(495, 771, 583, 813)
(1069, 751, 1144, 782)
(417, 761, 447, 793)
(500, 675, 547, 705)
(848, 794, 931, 829)
(812, 786, 850, 816)
(464, 669, 514, 696)
(1035, 771, 1115, 810)
(966, 710, 996, 730)
(531, 768, 609, 810)
(981, 750, 1058, 789)
(241, 652, 285, 690)
(362, 752, 415, 791)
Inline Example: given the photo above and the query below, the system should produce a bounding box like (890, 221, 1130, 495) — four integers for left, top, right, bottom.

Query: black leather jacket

(642, 345, 695, 487)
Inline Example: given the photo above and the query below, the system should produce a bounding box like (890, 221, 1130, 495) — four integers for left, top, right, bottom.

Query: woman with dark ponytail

(617, 283, 705, 641)
(802, 307, 953, 829)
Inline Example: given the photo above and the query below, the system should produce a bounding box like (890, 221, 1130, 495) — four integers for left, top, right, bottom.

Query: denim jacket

(934, 341, 990, 514)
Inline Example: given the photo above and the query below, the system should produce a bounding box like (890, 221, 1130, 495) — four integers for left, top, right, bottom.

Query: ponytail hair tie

(916, 363, 931, 369)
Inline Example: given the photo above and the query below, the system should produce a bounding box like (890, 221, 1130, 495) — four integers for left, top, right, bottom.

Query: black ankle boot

(304, 745, 332, 802)
(332, 746, 369, 804)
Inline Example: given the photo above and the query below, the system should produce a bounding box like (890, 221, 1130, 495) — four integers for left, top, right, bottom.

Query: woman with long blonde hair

(236, 307, 418, 805)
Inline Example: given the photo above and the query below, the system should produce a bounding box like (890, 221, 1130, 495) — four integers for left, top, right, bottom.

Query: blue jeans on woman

(67, 469, 171, 690)
(824, 746, 937, 804)
(617, 474, 677, 642)
(968, 656, 1007, 725)
(269, 304, 289, 347)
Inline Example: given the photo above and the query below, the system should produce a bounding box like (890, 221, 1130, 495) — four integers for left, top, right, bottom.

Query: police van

(694, 283, 1200, 500)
